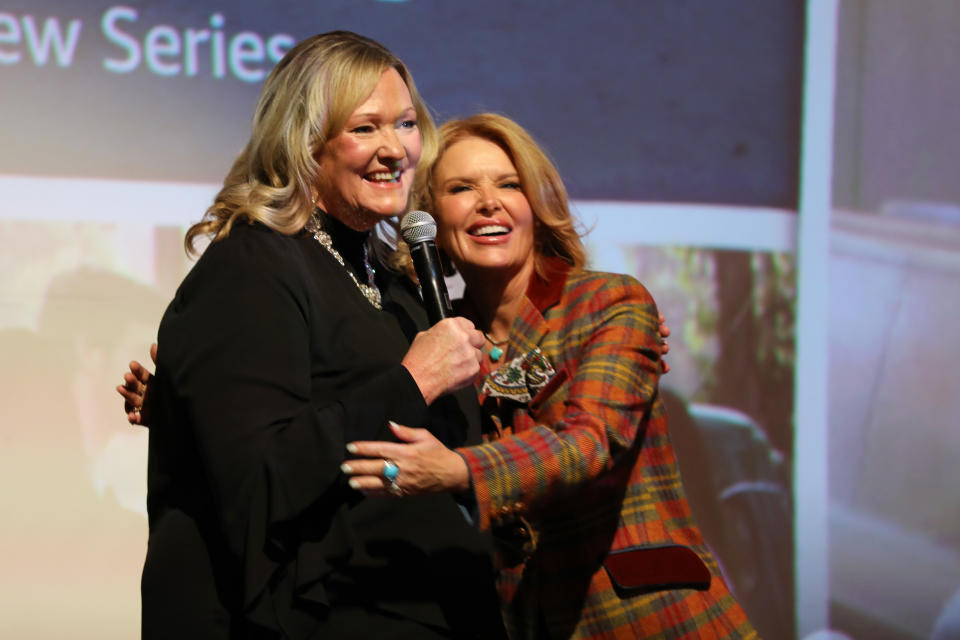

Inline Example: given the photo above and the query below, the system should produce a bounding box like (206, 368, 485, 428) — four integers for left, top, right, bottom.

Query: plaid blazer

(457, 260, 758, 640)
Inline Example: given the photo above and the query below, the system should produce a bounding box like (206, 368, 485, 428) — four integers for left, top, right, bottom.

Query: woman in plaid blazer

(345, 114, 759, 639)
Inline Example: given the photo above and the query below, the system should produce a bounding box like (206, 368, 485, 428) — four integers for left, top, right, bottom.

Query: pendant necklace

(484, 332, 508, 362)
(306, 211, 382, 310)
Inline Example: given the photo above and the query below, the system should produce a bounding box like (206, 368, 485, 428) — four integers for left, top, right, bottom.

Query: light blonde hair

(185, 31, 437, 255)
(415, 113, 585, 277)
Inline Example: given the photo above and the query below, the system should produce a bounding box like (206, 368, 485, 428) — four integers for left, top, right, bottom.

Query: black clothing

(143, 220, 502, 639)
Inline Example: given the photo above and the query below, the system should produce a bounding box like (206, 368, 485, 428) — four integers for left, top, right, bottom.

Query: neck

(459, 260, 535, 340)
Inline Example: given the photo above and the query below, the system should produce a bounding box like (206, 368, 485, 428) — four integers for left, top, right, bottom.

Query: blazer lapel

(509, 258, 569, 359)
(474, 258, 573, 405)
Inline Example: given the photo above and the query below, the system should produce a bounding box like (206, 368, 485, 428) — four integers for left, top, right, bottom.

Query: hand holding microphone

(399, 211, 482, 403)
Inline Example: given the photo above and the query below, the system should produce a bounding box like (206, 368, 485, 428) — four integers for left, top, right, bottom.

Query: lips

(469, 224, 509, 236)
(467, 218, 512, 236)
(465, 219, 513, 245)
(365, 167, 402, 184)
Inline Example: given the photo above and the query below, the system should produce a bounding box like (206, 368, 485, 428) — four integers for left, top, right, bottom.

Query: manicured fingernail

(388, 421, 399, 430)
(348, 478, 361, 489)
(340, 463, 352, 473)
(346, 443, 358, 454)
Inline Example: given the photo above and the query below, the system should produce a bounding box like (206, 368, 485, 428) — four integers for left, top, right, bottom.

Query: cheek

(434, 216, 463, 257)
(435, 201, 468, 239)
(405, 133, 423, 165)
(330, 140, 370, 175)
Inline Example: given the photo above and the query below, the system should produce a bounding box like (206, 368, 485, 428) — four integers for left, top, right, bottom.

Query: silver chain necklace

(306, 211, 382, 310)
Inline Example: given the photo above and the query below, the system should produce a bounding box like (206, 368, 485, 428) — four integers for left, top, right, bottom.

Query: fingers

(130, 362, 151, 385)
(119, 363, 150, 425)
(340, 453, 403, 495)
(402, 318, 483, 403)
(656, 312, 670, 375)
(129, 359, 154, 385)
(345, 440, 406, 460)
(343, 424, 434, 496)
(465, 326, 484, 350)
(388, 420, 426, 442)
(657, 316, 671, 339)
(149, 343, 158, 366)
(443, 317, 483, 349)
(117, 387, 143, 424)
(120, 374, 148, 405)
(346, 424, 428, 457)
(116, 384, 141, 405)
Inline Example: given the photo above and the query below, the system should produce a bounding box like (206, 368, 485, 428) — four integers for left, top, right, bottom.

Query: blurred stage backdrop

(1, 2, 958, 639)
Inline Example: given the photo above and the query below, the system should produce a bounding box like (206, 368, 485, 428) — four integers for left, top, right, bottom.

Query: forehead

(349, 67, 413, 116)
(436, 136, 516, 176)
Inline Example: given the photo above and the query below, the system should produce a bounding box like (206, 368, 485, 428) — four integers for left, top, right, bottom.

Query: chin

(364, 197, 408, 217)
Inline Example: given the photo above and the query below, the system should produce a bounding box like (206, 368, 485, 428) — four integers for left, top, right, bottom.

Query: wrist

(401, 362, 439, 406)
(448, 450, 472, 493)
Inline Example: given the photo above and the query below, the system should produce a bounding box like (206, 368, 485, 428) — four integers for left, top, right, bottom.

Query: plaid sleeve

(458, 274, 662, 531)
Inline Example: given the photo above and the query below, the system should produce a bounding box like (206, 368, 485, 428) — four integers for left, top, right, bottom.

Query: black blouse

(142, 219, 501, 639)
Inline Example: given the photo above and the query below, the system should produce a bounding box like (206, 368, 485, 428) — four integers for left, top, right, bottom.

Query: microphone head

(400, 210, 437, 244)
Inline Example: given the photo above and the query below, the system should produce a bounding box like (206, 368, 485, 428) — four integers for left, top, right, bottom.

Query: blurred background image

(0, 2, 957, 639)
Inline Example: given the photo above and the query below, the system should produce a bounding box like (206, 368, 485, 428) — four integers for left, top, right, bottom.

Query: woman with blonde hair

(344, 114, 759, 639)
(134, 32, 503, 639)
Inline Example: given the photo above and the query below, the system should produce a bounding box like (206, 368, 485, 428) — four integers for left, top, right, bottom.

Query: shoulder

(174, 222, 311, 311)
(200, 221, 301, 266)
(188, 223, 306, 283)
(560, 269, 655, 310)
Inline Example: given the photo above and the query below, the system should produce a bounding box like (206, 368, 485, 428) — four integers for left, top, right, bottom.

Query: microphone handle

(410, 240, 452, 325)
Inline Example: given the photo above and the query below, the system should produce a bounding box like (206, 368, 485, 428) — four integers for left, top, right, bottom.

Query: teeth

(470, 225, 510, 236)
(368, 169, 400, 182)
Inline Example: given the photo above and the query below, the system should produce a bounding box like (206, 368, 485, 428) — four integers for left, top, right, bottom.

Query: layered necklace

(306, 210, 382, 310)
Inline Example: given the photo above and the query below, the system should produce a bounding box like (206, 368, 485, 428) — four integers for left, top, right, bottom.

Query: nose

(379, 128, 405, 162)
(477, 185, 501, 213)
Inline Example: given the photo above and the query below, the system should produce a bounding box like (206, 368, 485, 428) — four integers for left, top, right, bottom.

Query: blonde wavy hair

(412, 113, 585, 278)
(185, 31, 437, 255)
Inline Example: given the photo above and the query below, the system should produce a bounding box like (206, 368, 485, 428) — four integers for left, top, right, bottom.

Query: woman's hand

(658, 312, 671, 374)
(115, 343, 158, 425)
(343, 421, 471, 497)
(401, 317, 484, 405)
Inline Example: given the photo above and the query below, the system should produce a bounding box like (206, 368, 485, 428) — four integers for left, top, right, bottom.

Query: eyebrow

(348, 106, 417, 121)
(441, 171, 519, 186)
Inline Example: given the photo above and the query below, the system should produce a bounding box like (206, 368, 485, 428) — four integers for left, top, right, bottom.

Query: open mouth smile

(365, 168, 402, 184)
(466, 220, 513, 242)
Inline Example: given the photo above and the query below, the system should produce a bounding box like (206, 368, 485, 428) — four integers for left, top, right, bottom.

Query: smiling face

(315, 67, 421, 231)
(432, 136, 536, 284)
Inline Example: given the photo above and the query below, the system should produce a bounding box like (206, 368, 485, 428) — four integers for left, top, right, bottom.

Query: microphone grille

(400, 210, 437, 244)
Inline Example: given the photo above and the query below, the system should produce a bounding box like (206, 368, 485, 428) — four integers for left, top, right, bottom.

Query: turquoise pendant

(489, 346, 504, 362)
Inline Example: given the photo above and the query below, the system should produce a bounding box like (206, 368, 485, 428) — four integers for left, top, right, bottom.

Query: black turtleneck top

(143, 218, 501, 639)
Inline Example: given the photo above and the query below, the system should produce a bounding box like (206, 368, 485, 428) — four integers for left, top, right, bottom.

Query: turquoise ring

(382, 459, 399, 482)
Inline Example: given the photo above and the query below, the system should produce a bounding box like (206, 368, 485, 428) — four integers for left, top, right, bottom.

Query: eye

(448, 184, 471, 194)
(501, 181, 522, 190)
(398, 119, 418, 130)
(350, 124, 375, 134)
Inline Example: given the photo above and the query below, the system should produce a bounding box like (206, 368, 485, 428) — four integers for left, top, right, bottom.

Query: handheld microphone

(400, 210, 452, 325)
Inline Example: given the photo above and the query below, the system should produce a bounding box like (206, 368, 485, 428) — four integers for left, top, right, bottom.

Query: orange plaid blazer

(457, 260, 759, 640)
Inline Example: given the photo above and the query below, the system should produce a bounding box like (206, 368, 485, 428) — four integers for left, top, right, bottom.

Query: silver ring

(382, 459, 399, 482)
(388, 480, 405, 496)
